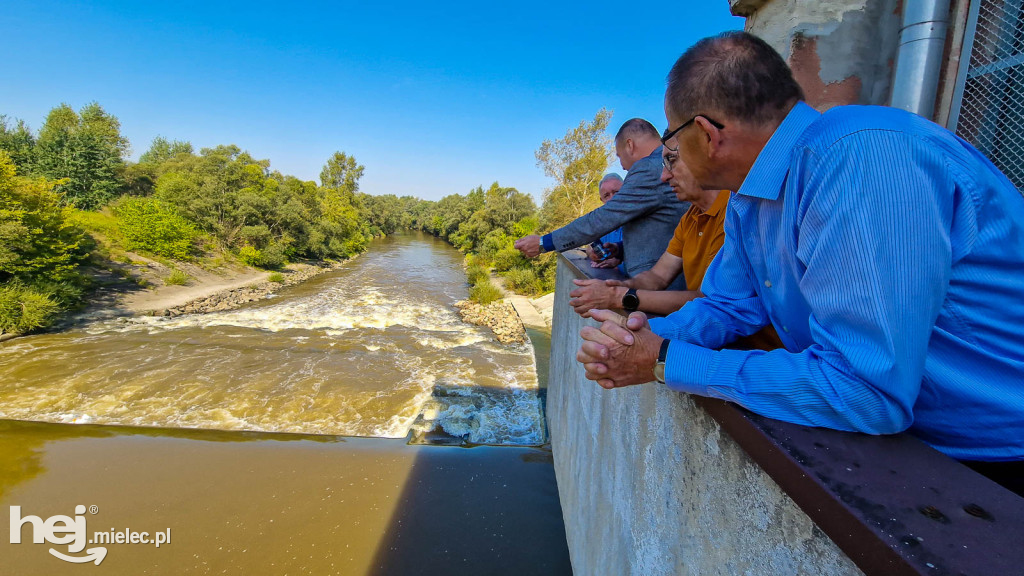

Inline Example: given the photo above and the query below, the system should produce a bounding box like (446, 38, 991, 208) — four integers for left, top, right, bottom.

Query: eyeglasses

(661, 114, 725, 147)
(663, 151, 679, 172)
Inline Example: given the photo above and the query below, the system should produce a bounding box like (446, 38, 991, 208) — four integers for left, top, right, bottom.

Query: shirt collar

(705, 190, 730, 216)
(736, 101, 820, 201)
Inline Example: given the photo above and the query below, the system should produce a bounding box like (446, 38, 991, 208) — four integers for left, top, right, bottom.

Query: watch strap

(654, 338, 670, 384)
(622, 288, 639, 312)
(658, 338, 670, 363)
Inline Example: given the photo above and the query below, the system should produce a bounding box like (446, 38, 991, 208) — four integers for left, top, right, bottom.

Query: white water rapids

(0, 234, 546, 445)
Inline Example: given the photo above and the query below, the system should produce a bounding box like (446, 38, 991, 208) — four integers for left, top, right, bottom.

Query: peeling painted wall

(547, 259, 862, 576)
(729, 0, 902, 109)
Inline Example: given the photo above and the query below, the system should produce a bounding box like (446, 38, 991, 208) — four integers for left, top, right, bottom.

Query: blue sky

(1, 1, 744, 201)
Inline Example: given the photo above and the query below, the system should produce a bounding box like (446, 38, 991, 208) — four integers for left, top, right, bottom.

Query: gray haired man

(514, 118, 689, 289)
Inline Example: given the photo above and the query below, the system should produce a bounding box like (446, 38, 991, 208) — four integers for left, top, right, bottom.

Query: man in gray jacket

(514, 118, 689, 290)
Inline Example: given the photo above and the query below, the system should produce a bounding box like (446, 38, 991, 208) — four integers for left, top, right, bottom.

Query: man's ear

(624, 138, 635, 157)
(695, 117, 724, 160)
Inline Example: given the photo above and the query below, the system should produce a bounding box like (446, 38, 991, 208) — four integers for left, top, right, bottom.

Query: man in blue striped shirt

(576, 32, 1024, 492)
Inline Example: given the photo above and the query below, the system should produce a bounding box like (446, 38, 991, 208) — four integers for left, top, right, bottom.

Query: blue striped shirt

(648, 102, 1024, 461)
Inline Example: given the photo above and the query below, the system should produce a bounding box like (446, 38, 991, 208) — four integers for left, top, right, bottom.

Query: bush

(268, 272, 285, 283)
(114, 197, 199, 260)
(503, 267, 543, 296)
(465, 253, 489, 269)
(0, 282, 61, 335)
(164, 269, 189, 286)
(238, 245, 261, 267)
(0, 153, 88, 284)
(491, 247, 525, 273)
(466, 263, 489, 286)
(29, 278, 87, 309)
(469, 278, 502, 305)
(257, 241, 288, 269)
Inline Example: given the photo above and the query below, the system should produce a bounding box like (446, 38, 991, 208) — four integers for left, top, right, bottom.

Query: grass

(268, 272, 285, 283)
(164, 269, 190, 286)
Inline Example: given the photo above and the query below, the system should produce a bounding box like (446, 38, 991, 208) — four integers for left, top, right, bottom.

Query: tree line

(0, 102, 613, 333)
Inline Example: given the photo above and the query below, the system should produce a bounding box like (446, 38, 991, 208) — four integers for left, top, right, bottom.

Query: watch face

(623, 292, 639, 310)
(654, 362, 666, 384)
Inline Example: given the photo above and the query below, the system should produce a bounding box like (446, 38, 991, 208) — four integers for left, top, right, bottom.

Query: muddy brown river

(0, 233, 569, 575)
(0, 232, 545, 444)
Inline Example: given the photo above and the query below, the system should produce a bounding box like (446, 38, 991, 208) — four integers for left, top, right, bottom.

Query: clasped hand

(576, 309, 664, 389)
(568, 279, 626, 317)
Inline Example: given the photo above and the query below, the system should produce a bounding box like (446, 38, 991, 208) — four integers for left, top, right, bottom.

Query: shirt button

(783, 326, 789, 333)
(764, 280, 772, 288)
(698, 232, 703, 236)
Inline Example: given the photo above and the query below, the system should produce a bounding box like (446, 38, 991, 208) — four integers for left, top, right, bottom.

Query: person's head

(598, 173, 623, 203)
(660, 138, 703, 203)
(614, 119, 662, 171)
(663, 31, 804, 191)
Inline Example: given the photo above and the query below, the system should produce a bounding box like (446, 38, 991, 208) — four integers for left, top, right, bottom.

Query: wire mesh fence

(955, 0, 1024, 192)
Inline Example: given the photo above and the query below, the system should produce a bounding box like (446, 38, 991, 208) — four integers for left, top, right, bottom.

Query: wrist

(653, 337, 669, 384)
(612, 286, 628, 309)
(621, 288, 639, 312)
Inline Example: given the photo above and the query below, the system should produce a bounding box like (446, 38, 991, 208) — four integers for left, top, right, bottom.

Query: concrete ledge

(548, 251, 1024, 576)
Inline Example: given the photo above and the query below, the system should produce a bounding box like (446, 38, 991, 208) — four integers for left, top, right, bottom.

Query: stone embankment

(153, 263, 337, 317)
(453, 300, 528, 344)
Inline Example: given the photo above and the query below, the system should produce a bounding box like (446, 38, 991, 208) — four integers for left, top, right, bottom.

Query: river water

(0, 233, 545, 445)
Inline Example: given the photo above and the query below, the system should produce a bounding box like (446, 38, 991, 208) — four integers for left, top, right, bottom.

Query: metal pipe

(890, 0, 953, 119)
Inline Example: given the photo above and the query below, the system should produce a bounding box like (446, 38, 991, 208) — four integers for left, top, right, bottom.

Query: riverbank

(452, 272, 554, 345)
(54, 258, 349, 331)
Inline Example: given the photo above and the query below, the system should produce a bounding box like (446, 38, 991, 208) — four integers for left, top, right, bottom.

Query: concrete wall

(729, 0, 902, 110)
(547, 257, 862, 576)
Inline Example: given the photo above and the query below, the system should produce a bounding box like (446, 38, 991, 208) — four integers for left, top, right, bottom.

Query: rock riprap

(453, 300, 528, 344)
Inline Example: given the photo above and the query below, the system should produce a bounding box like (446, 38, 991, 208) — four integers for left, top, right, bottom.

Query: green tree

(535, 108, 612, 230)
(139, 136, 193, 165)
(319, 151, 364, 194)
(34, 103, 128, 209)
(0, 116, 36, 174)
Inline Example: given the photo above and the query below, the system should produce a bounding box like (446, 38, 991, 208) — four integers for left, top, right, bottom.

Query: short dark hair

(614, 118, 660, 143)
(666, 31, 804, 126)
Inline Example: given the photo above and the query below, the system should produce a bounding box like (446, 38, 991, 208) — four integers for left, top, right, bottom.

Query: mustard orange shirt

(665, 190, 730, 291)
(665, 190, 782, 350)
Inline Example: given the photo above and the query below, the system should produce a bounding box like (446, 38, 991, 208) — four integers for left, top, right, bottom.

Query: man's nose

(661, 166, 672, 183)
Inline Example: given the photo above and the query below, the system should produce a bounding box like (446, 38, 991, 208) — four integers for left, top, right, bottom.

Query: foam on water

(0, 241, 545, 445)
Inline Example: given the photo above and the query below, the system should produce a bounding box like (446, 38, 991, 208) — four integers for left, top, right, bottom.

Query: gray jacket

(549, 146, 689, 290)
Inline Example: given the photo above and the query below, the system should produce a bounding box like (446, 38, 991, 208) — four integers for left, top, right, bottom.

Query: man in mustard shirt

(568, 146, 728, 317)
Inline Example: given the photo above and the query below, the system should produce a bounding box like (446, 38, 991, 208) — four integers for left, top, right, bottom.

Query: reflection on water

(0, 233, 545, 444)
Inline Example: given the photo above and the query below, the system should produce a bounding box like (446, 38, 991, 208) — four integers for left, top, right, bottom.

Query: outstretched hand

(513, 235, 542, 258)
(576, 309, 663, 389)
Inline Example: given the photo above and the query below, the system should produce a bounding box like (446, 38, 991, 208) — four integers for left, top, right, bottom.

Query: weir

(546, 251, 1024, 576)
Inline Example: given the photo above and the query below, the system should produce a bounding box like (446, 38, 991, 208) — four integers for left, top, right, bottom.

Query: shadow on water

(367, 444, 572, 576)
(369, 379, 571, 576)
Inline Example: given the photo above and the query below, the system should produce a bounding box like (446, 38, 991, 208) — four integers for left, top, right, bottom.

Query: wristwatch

(621, 288, 639, 312)
(654, 339, 670, 384)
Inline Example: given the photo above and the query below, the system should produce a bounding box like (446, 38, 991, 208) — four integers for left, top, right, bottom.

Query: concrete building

(730, 0, 1024, 192)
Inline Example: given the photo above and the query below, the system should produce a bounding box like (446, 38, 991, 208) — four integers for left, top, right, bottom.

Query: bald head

(666, 31, 804, 128)
(614, 118, 662, 171)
